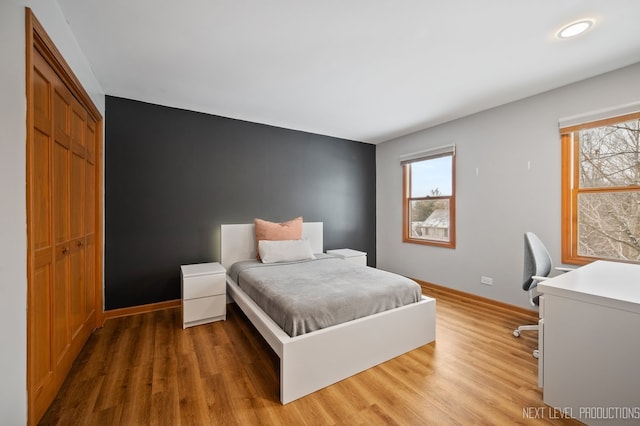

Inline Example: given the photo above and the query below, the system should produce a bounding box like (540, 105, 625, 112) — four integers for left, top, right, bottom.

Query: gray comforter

(229, 255, 422, 337)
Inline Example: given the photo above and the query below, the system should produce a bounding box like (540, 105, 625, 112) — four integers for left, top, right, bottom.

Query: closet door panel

(31, 259, 52, 392)
(84, 235, 96, 321)
(53, 89, 70, 147)
(85, 161, 95, 235)
(53, 247, 70, 363)
(53, 143, 69, 246)
(69, 245, 85, 337)
(86, 118, 96, 164)
(71, 104, 86, 157)
(70, 153, 85, 240)
(32, 129, 51, 251)
(32, 66, 51, 137)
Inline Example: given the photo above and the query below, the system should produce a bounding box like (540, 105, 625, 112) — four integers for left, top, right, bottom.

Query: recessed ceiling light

(557, 19, 594, 39)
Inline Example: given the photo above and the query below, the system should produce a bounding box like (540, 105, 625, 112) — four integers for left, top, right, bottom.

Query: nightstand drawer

(183, 294, 226, 324)
(183, 273, 226, 300)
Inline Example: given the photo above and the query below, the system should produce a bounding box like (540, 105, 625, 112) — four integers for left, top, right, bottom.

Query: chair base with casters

(512, 271, 572, 358)
(513, 232, 573, 359)
(513, 324, 540, 358)
(512, 324, 537, 338)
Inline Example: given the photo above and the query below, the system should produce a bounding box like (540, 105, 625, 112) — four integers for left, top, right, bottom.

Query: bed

(220, 222, 436, 404)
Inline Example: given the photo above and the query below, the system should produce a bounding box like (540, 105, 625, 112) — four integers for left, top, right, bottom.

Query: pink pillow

(254, 216, 303, 259)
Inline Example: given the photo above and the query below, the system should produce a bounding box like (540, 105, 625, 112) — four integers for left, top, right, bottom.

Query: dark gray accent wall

(105, 96, 376, 310)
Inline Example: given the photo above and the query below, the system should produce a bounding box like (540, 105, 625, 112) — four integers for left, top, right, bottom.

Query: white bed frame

(220, 222, 436, 404)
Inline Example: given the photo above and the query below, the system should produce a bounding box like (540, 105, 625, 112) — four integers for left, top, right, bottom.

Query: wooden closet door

(85, 118, 97, 322)
(29, 48, 56, 406)
(69, 100, 87, 338)
(51, 68, 72, 369)
(27, 11, 104, 423)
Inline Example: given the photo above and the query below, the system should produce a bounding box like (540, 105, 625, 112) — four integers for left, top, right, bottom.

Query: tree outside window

(561, 112, 640, 264)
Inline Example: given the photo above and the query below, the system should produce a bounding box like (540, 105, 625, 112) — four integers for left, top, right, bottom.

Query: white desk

(538, 261, 640, 425)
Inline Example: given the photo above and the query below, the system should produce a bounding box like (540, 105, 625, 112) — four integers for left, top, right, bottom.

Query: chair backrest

(523, 232, 552, 291)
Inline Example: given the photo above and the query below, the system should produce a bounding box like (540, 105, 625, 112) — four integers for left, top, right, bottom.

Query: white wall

(0, 1, 104, 423)
(376, 62, 640, 310)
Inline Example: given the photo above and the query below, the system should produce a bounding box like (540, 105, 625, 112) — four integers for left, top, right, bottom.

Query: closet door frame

(25, 8, 104, 425)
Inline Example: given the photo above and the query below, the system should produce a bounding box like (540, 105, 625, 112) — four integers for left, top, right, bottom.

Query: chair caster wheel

(533, 350, 539, 359)
(512, 330, 521, 337)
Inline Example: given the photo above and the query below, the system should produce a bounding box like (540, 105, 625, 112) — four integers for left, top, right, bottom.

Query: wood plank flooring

(39, 286, 582, 425)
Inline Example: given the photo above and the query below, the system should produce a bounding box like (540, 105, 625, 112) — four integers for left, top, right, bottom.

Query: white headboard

(220, 222, 323, 270)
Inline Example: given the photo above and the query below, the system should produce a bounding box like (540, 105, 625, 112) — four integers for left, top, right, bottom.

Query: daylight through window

(561, 111, 640, 264)
(402, 146, 456, 248)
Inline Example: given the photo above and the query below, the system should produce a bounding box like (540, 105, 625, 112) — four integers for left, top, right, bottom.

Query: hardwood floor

(40, 286, 582, 425)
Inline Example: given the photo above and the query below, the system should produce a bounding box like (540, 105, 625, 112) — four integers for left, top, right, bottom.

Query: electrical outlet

(480, 276, 493, 285)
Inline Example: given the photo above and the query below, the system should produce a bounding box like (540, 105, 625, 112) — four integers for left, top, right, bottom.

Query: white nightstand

(181, 262, 226, 328)
(326, 249, 367, 266)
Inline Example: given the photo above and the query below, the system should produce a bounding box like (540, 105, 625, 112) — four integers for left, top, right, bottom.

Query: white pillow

(258, 239, 316, 264)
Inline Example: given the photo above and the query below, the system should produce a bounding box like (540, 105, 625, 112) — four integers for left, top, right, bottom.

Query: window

(561, 111, 640, 264)
(401, 145, 456, 248)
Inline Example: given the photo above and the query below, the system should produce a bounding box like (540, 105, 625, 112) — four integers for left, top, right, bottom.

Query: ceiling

(57, 0, 640, 144)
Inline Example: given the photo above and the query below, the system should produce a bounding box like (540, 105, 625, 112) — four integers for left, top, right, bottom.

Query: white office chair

(513, 232, 572, 358)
